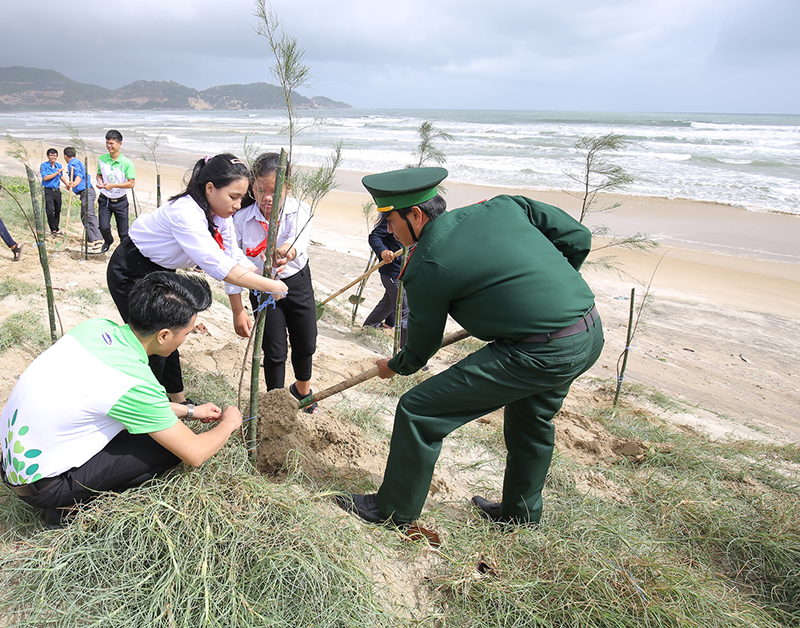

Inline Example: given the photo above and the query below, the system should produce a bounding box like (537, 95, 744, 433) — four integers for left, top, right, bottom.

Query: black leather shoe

(100, 242, 111, 254)
(44, 507, 76, 530)
(471, 495, 502, 521)
(335, 493, 390, 525)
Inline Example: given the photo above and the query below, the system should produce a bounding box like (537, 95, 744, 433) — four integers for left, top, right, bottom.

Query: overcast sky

(3, 0, 797, 113)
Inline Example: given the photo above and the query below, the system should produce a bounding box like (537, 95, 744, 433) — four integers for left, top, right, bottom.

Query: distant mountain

(0, 66, 352, 111)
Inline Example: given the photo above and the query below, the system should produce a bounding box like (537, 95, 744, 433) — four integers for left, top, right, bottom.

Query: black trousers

(44, 188, 62, 232)
(11, 430, 180, 511)
(98, 194, 129, 245)
(249, 263, 317, 389)
(107, 237, 183, 393)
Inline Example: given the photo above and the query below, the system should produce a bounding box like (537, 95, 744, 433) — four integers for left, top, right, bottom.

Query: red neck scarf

(246, 219, 269, 258)
(212, 228, 225, 251)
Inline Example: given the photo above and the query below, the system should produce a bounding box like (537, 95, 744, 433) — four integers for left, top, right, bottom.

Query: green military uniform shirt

(388, 195, 595, 375)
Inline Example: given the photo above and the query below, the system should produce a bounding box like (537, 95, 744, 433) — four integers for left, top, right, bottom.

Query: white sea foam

(3, 109, 798, 215)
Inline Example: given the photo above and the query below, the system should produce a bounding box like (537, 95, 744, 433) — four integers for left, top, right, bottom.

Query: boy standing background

(64, 146, 103, 253)
(96, 130, 136, 253)
(40, 148, 65, 236)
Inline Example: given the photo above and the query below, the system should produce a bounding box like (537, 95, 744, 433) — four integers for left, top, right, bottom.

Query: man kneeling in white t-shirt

(0, 271, 243, 527)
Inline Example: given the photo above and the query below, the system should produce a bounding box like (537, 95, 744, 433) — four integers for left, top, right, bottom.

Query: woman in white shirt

(107, 153, 288, 404)
(227, 153, 318, 413)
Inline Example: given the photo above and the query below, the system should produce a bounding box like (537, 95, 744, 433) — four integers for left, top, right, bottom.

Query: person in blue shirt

(362, 214, 407, 347)
(64, 147, 103, 253)
(40, 148, 66, 236)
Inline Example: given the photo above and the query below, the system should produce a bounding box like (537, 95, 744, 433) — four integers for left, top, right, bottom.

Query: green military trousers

(376, 316, 604, 524)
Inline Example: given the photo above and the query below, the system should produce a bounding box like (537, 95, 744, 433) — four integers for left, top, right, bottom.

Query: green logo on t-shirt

(2, 409, 42, 485)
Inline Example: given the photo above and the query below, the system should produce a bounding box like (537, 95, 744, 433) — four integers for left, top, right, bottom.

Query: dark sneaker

(11, 243, 23, 261)
(289, 383, 318, 414)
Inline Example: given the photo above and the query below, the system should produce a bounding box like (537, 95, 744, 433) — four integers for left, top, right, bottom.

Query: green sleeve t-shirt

(97, 153, 135, 199)
(1, 319, 176, 485)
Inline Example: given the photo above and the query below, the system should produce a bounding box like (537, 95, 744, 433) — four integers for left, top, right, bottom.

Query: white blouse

(225, 197, 312, 295)
(129, 195, 255, 282)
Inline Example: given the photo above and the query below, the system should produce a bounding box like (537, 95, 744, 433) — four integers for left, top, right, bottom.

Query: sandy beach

(1, 142, 798, 443)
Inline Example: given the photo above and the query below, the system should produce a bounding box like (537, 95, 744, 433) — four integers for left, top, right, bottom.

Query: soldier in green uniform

(337, 167, 604, 526)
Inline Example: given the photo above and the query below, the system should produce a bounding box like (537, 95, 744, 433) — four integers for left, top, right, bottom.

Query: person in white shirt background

(107, 153, 288, 405)
(227, 153, 319, 414)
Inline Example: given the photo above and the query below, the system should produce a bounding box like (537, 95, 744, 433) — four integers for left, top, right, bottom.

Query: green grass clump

(363, 368, 432, 398)
(332, 399, 390, 438)
(0, 446, 399, 627)
(181, 362, 239, 409)
(211, 287, 233, 309)
(72, 287, 102, 305)
(427, 505, 786, 628)
(0, 176, 34, 234)
(350, 323, 393, 353)
(0, 277, 39, 298)
(0, 311, 50, 354)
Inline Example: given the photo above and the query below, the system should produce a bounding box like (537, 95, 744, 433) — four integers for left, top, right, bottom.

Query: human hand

(233, 310, 252, 338)
(194, 402, 223, 423)
(381, 250, 394, 263)
(376, 357, 397, 379)
(267, 279, 289, 301)
(272, 245, 294, 275)
(220, 406, 243, 431)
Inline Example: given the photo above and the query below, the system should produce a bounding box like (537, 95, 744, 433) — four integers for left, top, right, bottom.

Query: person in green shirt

(337, 168, 604, 527)
(1, 272, 243, 528)
(96, 129, 136, 253)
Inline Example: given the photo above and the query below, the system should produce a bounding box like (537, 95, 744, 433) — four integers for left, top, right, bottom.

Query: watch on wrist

(186, 402, 194, 420)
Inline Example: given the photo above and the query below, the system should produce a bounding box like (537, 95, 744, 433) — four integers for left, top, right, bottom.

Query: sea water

(3, 109, 798, 215)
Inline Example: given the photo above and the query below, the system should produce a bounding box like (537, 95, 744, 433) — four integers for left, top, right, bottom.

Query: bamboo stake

(392, 246, 408, 355)
(63, 180, 74, 237)
(248, 148, 288, 460)
(56, 175, 74, 251)
(25, 164, 58, 344)
(82, 157, 92, 260)
(613, 287, 635, 406)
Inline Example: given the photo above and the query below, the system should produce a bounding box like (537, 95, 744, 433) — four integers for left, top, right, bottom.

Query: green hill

(0, 66, 352, 111)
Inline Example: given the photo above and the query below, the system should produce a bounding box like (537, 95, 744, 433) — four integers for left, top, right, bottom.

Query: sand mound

(255, 388, 384, 481)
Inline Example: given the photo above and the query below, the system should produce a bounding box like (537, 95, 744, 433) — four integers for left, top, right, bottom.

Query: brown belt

(521, 305, 599, 343)
(2, 473, 58, 497)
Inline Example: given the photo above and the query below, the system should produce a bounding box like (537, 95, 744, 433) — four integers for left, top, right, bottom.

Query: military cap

(362, 167, 448, 213)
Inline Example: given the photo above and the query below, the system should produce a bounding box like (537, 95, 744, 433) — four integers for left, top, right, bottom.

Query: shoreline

(2, 138, 798, 320)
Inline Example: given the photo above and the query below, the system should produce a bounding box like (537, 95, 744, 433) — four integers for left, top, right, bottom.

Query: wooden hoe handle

(301, 328, 471, 408)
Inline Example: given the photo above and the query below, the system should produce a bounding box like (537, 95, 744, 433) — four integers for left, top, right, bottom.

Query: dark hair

(46, 148, 58, 156)
(105, 130, 123, 142)
(63, 146, 76, 159)
(128, 271, 212, 336)
(170, 153, 249, 237)
(397, 195, 446, 221)
(241, 152, 291, 209)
